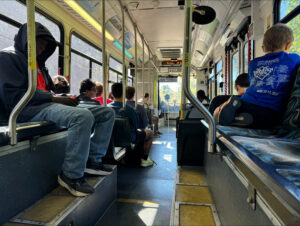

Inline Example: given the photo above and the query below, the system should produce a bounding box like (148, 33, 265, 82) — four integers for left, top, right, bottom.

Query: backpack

(282, 66, 300, 130)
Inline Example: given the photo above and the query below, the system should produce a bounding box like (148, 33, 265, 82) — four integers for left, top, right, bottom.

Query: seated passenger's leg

(141, 129, 154, 167)
(79, 105, 115, 175)
(29, 103, 95, 196)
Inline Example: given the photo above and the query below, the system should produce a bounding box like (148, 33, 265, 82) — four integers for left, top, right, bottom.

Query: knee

(74, 108, 94, 127)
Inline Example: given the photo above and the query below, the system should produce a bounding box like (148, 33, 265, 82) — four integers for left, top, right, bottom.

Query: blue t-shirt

(241, 51, 300, 111)
(108, 101, 139, 142)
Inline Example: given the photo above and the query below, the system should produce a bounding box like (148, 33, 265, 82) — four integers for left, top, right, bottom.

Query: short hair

(111, 83, 123, 99)
(126, 86, 135, 100)
(144, 93, 149, 98)
(79, 78, 96, 94)
(96, 82, 103, 96)
(197, 90, 206, 100)
(235, 73, 249, 88)
(263, 23, 294, 52)
(52, 75, 70, 94)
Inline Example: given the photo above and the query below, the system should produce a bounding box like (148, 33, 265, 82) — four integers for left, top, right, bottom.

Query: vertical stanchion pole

(142, 38, 145, 100)
(102, 0, 107, 106)
(122, 5, 126, 105)
(134, 26, 138, 107)
(9, 0, 37, 145)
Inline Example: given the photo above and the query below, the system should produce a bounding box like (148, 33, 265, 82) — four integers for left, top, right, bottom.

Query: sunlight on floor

(163, 154, 173, 162)
(167, 142, 175, 150)
(138, 207, 159, 226)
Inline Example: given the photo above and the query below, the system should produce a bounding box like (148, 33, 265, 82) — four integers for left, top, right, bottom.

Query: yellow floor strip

(179, 169, 205, 185)
(19, 195, 75, 223)
(117, 198, 159, 207)
(180, 204, 215, 226)
(176, 185, 213, 204)
(4, 223, 25, 226)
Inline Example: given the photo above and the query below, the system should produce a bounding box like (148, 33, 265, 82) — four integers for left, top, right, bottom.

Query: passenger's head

(52, 75, 70, 94)
(262, 23, 294, 53)
(79, 78, 96, 98)
(111, 83, 123, 100)
(126, 87, 135, 100)
(235, 73, 249, 96)
(144, 93, 150, 102)
(15, 23, 57, 62)
(96, 82, 103, 97)
(196, 90, 206, 103)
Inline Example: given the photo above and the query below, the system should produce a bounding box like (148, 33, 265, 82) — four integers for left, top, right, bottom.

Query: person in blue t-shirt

(218, 23, 300, 128)
(108, 83, 154, 167)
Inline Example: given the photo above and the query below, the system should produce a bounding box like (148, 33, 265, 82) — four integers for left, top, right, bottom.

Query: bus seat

(0, 102, 8, 126)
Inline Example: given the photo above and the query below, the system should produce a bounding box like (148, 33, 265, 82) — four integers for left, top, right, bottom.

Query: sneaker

(157, 131, 163, 135)
(85, 162, 113, 176)
(58, 173, 94, 197)
(231, 113, 253, 126)
(218, 96, 242, 125)
(140, 158, 154, 167)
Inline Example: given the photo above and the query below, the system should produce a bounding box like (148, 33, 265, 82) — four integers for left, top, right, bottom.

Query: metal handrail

(9, 0, 37, 145)
(182, 0, 216, 153)
(102, 0, 107, 106)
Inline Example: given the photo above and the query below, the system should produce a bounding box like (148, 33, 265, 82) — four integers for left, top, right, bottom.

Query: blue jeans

(30, 103, 115, 179)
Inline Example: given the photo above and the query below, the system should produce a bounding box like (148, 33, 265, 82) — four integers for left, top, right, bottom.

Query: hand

(51, 96, 78, 106)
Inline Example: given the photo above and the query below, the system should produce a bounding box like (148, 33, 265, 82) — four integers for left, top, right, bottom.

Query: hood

(14, 22, 57, 65)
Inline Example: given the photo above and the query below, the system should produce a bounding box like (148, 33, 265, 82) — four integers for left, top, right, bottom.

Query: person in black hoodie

(0, 23, 115, 197)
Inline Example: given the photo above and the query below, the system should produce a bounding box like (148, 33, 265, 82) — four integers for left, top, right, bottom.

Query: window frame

(0, 0, 65, 74)
(274, 0, 300, 23)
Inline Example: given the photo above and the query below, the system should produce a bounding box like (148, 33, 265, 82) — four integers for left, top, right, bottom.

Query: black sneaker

(58, 173, 94, 197)
(218, 96, 242, 125)
(85, 162, 113, 176)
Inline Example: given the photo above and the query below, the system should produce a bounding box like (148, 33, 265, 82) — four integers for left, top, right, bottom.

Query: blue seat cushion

(217, 125, 278, 138)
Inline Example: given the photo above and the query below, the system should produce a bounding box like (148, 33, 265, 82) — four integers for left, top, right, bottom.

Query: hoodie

(0, 22, 57, 122)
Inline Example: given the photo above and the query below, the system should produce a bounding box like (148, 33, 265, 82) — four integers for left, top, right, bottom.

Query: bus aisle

(97, 126, 177, 226)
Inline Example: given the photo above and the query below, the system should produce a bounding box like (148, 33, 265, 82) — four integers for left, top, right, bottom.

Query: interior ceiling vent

(159, 48, 182, 59)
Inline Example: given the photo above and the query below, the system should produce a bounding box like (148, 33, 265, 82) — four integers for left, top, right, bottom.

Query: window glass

(91, 62, 103, 83)
(109, 70, 118, 83)
(209, 78, 215, 99)
(0, 20, 19, 50)
(71, 35, 102, 62)
(287, 15, 300, 53)
(70, 52, 90, 95)
(118, 75, 123, 83)
(159, 78, 181, 113)
(280, 0, 300, 20)
(232, 51, 239, 95)
(190, 76, 197, 96)
(216, 60, 222, 73)
(109, 57, 122, 73)
(244, 42, 249, 73)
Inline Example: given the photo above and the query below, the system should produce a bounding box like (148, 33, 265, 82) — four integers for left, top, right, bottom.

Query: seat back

(282, 66, 300, 131)
(0, 101, 8, 126)
(208, 95, 231, 114)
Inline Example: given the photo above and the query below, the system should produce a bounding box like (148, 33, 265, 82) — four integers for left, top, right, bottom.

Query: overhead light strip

(113, 41, 134, 59)
(64, 0, 114, 41)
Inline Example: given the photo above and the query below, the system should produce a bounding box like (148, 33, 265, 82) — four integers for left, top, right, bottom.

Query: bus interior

(0, 0, 299, 225)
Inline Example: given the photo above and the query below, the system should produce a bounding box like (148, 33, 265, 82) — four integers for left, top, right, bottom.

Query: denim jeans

(30, 103, 115, 179)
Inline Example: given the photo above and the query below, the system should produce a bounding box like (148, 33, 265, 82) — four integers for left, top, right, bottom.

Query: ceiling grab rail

(182, 0, 216, 153)
(9, 0, 37, 145)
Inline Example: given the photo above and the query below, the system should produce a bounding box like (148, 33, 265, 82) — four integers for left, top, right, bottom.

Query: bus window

(244, 42, 249, 73)
(70, 52, 89, 95)
(109, 70, 118, 88)
(118, 75, 123, 83)
(109, 57, 123, 74)
(92, 62, 103, 84)
(278, 0, 300, 53)
(0, 20, 19, 50)
(231, 51, 239, 95)
(215, 60, 223, 95)
(159, 77, 181, 113)
(70, 34, 103, 94)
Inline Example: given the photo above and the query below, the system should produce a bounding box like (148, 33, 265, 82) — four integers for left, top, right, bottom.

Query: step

(171, 167, 221, 226)
(5, 166, 117, 226)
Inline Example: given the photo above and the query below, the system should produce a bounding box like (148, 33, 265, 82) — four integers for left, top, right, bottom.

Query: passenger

(0, 23, 115, 197)
(108, 83, 154, 167)
(77, 78, 100, 105)
(143, 93, 162, 136)
(126, 87, 150, 131)
(213, 73, 249, 120)
(52, 75, 70, 94)
(94, 82, 113, 105)
(218, 23, 300, 128)
(196, 90, 209, 103)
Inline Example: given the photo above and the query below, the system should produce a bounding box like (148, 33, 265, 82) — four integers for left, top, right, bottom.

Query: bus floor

(96, 126, 177, 226)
